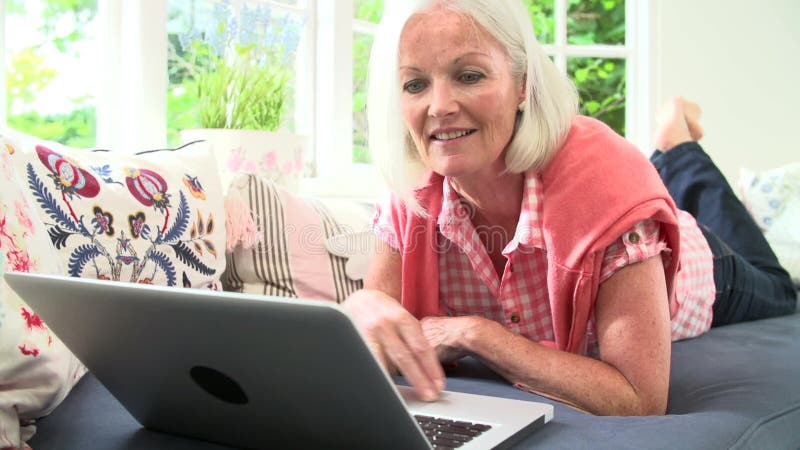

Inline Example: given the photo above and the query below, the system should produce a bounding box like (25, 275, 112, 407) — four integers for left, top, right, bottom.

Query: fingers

(399, 320, 446, 386)
(344, 290, 445, 401)
(395, 318, 446, 391)
(365, 339, 391, 371)
(378, 324, 444, 401)
(421, 316, 477, 365)
(369, 306, 445, 401)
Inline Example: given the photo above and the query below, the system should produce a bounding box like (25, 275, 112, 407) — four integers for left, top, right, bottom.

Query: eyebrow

(399, 51, 492, 71)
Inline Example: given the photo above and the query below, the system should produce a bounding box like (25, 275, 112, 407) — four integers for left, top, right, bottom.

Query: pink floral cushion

(224, 174, 373, 302)
(5, 132, 227, 289)
(1, 135, 86, 449)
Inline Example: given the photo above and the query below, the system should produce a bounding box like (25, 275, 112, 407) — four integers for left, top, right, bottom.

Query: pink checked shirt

(376, 170, 716, 356)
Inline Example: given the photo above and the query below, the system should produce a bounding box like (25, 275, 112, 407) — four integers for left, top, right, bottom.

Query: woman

(343, 0, 796, 416)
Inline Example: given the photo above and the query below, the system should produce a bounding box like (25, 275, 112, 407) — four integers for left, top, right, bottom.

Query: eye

(403, 79, 427, 94)
(459, 72, 484, 84)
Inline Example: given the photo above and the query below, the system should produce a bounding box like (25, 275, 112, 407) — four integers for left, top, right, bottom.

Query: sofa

(26, 307, 800, 449)
(2, 129, 799, 449)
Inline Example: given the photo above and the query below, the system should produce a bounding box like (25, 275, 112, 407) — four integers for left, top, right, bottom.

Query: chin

(430, 163, 472, 178)
(425, 154, 472, 176)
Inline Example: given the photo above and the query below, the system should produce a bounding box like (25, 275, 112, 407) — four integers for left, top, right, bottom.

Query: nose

(428, 80, 458, 118)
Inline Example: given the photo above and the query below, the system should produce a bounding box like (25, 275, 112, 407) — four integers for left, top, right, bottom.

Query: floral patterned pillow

(739, 163, 800, 285)
(5, 132, 227, 289)
(1, 136, 87, 449)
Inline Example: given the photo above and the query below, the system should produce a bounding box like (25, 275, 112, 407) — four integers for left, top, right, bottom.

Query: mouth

(430, 129, 477, 142)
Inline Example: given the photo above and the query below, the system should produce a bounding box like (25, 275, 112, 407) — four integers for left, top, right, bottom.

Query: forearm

(463, 319, 666, 416)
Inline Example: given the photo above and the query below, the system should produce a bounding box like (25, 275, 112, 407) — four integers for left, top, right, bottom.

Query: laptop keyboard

(414, 415, 492, 449)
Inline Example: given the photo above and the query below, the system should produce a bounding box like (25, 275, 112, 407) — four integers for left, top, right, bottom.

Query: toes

(682, 100, 704, 141)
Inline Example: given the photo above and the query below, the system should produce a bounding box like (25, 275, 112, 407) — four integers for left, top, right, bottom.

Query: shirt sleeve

(372, 195, 401, 250)
(599, 218, 668, 284)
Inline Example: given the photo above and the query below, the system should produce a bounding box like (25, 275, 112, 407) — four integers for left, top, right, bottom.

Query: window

(2, 1, 650, 199)
(352, 0, 382, 164)
(165, 0, 310, 146)
(2, 0, 98, 147)
(526, 0, 629, 136)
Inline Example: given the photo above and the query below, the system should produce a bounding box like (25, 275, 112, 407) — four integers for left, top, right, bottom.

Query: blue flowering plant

(176, 2, 303, 131)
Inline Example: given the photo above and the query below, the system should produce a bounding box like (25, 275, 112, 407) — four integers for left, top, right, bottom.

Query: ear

(518, 72, 528, 104)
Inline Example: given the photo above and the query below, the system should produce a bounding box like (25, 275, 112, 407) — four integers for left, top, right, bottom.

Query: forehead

(399, 9, 503, 63)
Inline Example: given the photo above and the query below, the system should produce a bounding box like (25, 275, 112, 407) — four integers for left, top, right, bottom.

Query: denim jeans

(650, 142, 796, 327)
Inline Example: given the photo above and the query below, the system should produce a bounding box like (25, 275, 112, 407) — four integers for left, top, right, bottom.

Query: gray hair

(367, 0, 578, 213)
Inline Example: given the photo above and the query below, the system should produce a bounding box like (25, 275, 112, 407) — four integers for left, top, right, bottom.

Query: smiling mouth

(431, 129, 477, 141)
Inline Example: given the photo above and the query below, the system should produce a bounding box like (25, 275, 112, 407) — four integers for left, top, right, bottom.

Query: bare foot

(653, 96, 702, 151)
(683, 100, 704, 141)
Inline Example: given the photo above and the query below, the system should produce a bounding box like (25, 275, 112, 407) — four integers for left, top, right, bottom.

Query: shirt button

(510, 313, 521, 323)
(628, 232, 640, 244)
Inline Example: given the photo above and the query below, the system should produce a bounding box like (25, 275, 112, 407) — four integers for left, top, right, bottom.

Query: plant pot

(180, 129, 307, 193)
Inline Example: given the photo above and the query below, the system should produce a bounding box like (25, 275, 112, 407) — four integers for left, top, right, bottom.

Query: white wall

(652, 0, 800, 186)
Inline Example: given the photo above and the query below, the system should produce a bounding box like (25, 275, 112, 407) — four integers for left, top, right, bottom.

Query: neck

(449, 170, 525, 226)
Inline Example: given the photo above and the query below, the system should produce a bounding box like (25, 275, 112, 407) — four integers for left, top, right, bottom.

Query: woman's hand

(420, 315, 484, 364)
(342, 289, 445, 401)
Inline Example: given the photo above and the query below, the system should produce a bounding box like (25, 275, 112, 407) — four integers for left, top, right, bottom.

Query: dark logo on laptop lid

(190, 366, 249, 405)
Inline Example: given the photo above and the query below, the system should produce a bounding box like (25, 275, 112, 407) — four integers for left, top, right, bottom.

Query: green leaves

(524, 0, 555, 43)
(195, 55, 289, 131)
(354, 0, 383, 23)
(566, 0, 625, 45)
(196, 62, 232, 129)
(568, 57, 626, 135)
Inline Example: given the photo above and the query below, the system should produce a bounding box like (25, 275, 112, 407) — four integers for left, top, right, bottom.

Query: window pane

(352, 31, 373, 164)
(5, 0, 97, 147)
(521, 0, 555, 44)
(352, 0, 383, 164)
(568, 57, 626, 135)
(166, 0, 304, 146)
(567, 0, 625, 45)
(354, 0, 383, 23)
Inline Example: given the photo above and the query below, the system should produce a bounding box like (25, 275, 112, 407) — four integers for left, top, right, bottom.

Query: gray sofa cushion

(30, 311, 800, 449)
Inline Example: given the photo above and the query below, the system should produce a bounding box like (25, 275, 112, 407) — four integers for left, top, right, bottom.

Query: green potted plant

(176, 2, 307, 193)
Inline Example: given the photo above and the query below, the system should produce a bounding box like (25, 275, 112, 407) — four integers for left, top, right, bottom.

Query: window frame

(0, 0, 6, 129)
(541, 0, 652, 151)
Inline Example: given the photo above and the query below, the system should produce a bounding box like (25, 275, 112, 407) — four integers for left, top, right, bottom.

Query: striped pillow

(224, 175, 374, 302)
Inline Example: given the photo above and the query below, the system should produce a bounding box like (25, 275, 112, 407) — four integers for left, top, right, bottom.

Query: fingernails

(424, 389, 439, 401)
(436, 378, 445, 391)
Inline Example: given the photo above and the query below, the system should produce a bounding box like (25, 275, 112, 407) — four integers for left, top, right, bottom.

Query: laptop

(4, 272, 553, 449)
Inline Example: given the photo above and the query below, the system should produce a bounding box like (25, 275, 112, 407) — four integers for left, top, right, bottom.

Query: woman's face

(398, 9, 524, 180)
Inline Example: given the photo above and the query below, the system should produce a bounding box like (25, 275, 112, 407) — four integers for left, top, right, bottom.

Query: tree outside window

(352, 0, 383, 164)
(566, 0, 626, 135)
(4, 0, 97, 147)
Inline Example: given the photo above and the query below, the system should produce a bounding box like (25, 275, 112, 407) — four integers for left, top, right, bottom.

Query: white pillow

(739, 163, 800, 285)
(4, 131, 227, 289)
(0, 134, 87, 449)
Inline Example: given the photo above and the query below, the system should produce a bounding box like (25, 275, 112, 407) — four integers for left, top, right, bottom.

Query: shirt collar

(437, 176, 467, 239)
(437, 171, 545, 250)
